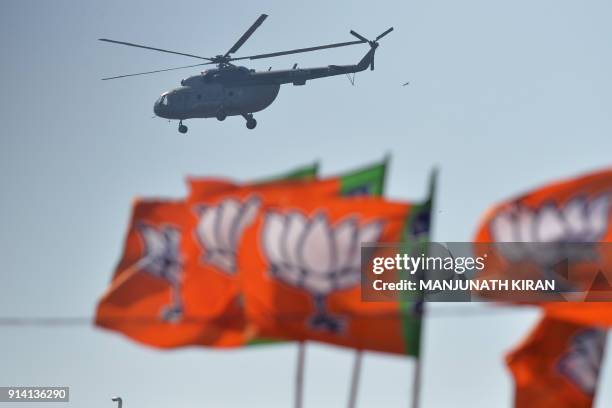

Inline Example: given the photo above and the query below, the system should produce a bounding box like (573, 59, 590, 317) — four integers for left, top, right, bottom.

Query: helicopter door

(197, 83, 223, 115)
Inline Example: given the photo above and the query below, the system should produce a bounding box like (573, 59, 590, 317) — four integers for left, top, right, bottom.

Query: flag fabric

(238, 194, 426, 355)
(94, 199, 230, 348)
(257, 162, 319, 184)
(187, 162, 319, 199)
(472, 169, 610, 407)
(179, 162, 390, 347)
(474, 168, 612, 244)
(180, 178, 346, 346)
(507, 316, 606, 408)
(95, 164, 321, 348)
(473, 168, 612, 307)
(399, 170, 437, 357)
(96, 161, 391, 349)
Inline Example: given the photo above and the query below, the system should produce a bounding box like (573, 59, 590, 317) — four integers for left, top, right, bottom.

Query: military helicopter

(100, 14, 393, 132)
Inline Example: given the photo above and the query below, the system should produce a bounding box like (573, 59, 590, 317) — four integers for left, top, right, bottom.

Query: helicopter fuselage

(154, 81, 280, 120)
(153, 46, 375, 122)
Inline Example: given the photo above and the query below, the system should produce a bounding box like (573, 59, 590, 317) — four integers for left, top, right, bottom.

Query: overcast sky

(1, 0, 612, 407)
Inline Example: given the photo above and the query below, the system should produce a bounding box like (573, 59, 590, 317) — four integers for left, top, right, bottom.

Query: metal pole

(295, 341, 306, 408)
(410, 352, 423, 408)
(411, 167, 437, 408)
(347, 350, 363, 408)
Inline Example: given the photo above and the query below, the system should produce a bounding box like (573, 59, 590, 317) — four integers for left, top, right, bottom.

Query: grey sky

(1, 0, 611, 407)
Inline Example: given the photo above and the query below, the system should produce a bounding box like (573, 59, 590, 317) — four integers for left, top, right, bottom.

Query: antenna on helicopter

(345, 72, 356, 86)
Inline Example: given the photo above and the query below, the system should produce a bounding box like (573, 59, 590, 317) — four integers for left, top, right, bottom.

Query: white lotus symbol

(557, 328, 607, 395)
(490, 194, 610, 264)
(195, 196, 260, 273)
(262, 211, 384, 333)
(136, 223, 183, 322)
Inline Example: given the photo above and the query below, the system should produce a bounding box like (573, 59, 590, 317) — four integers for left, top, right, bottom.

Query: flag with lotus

(94, 200, 229, 348)
(95, 163, 321, 349)
(473, 167, 612, 309)
(473, 168, 611, 407)
(180, 161, 390, 347)
(95, 161, 393, 349)
(238, 193, 429, 355)
(507, 316, 606, 408)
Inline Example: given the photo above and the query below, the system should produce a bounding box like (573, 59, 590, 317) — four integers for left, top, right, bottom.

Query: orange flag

(473, 168, 612, 321)
(95, 199, 232, 348)
(238, 195, 421, 355)
(96, 178, 345, 348)
(180, 178, 349, 346)
(186, 163, 319, 199)
(475, 168, 612, 244)
(472, 168, 611, 407)
(507, 316, 606, 408)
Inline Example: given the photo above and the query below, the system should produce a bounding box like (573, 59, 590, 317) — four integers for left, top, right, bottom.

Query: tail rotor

(349, 27, 393, 70)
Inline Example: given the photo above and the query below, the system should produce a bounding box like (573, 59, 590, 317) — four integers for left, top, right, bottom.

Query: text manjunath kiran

(372, 279, 556, 292)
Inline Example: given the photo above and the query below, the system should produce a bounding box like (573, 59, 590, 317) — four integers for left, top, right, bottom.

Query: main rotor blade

(349, 30, 369, 43)
(376, 27, 394, 41)
(231, 39, 366, 61)
(101, 62, 212, 80)
(99, 38, 213, 61)
(224, 14, 268, 57)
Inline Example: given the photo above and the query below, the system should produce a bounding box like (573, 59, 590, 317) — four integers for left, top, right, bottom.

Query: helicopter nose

(153, 100, 162, 117)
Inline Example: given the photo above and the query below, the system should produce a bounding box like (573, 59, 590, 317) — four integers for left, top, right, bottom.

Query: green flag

(256, 162, 319, 183)
(400, 168, 437, 356)
(339, 157, 388, 197)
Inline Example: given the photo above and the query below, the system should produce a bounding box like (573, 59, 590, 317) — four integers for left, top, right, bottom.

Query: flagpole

(295, 341, 306, 408)
(410, 321, 424, 408)
(347, 152, 387, 408)
(347, 350, 363, 408)
(411, 167, 437, 408)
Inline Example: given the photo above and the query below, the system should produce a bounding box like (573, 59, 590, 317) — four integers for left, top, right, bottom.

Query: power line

(0, 306, 536, 327)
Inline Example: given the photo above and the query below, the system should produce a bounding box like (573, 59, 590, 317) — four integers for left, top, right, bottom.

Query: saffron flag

(238, 194, 429, 355)
(474, 168, 612, 245)
(473, 168, 610, 407)
(179, 162, 390, 347)
(473, 168, 612, 307)
(95, 164, 322, 348)
(187, 162, 319, 198)
(180, 179, 344, 345)
(507, 316, 606, 408)
(187, 160, 387, 200)
(94, 200, 232, 348)
(96, 161, 391, 349)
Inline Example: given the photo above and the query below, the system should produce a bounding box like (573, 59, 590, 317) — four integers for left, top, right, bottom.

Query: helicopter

(100, 14, 393, 132)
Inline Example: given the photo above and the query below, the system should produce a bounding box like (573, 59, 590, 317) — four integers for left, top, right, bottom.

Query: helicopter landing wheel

(242, 113, 257, 130)
(216, 111, 227, 121)
(178, 121, 188, 134)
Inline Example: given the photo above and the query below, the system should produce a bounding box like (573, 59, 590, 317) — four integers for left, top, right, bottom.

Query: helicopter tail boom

(248, 27, 393, 85)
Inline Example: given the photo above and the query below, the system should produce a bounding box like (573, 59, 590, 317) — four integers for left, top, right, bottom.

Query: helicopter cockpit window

(160, 95, 168, 106)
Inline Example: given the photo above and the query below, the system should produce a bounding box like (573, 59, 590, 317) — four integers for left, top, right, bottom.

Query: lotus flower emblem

(557, 328, 607, 395)
(195, 196, 260, 274)
(262, 211, 384, 333)
(490, 194, 610, 265)
(136, 223, 183, 322)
